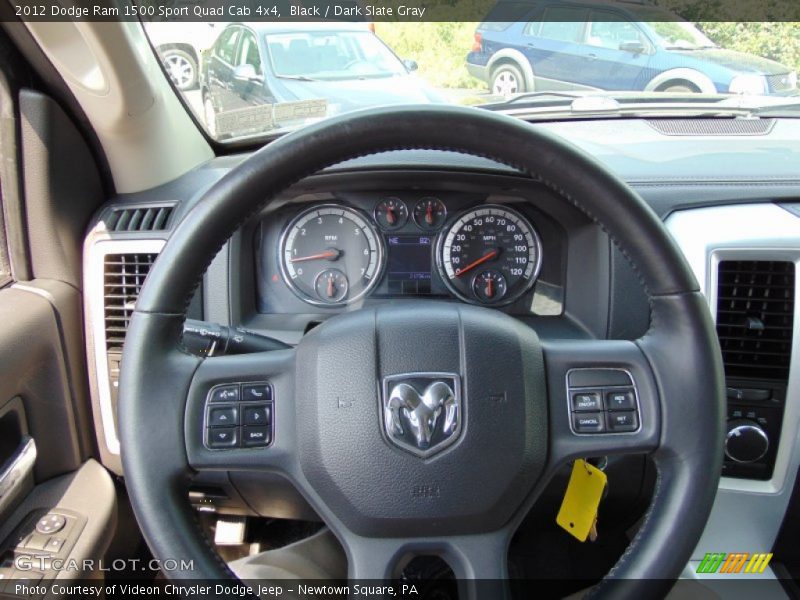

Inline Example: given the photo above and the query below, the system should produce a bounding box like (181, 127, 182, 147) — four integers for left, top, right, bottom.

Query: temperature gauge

(413, 197, 447, 230)
(472, 270, 507, 303)
(314, 269, 349, 304)
(374, 197, 408, 230)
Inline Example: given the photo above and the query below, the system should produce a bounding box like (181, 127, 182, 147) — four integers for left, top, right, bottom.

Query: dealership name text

(12, 583, 418, 597)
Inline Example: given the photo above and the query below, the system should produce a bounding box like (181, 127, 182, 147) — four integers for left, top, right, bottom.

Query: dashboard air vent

(106, 205, 174, 232)
(647, 118, 774, 136)
(103, 253, 157, 350)
(716, 260, 795, 380)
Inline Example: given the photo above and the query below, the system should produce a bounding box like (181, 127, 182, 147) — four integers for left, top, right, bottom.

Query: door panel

(523, 8, 590, 88)
(0, 285, 88, 490)
(581, 11, 652, 90)
(0, 38, 117, 583)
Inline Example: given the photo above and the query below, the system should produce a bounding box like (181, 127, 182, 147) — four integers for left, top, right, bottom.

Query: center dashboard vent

(105, 205, 174, 232)
(716, 260, 795, 380)
(103, 253, 157, 350)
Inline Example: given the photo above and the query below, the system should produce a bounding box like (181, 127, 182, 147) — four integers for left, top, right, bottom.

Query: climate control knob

(725, 419, 769, 463)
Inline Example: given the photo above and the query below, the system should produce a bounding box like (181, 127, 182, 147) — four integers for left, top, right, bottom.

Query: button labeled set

(205, 382, 273, 449)
(568, 369, 640, 434)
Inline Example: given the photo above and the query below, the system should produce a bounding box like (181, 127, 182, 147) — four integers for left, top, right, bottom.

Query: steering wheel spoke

(542, 339, 661, 467)
(184, 348, 297, 474)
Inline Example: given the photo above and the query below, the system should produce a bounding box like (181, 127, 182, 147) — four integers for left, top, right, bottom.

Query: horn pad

(295, 302, 547, 537)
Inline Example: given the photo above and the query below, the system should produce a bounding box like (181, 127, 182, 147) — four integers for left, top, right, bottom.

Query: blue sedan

(467, 2, 797, 97)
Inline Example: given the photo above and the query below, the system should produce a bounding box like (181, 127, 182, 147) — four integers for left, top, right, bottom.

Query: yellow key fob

(556, 459, 607, 542)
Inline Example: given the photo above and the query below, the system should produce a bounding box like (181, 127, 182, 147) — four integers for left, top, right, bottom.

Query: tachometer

(279, 205, 383, 305)
(437, 205, 541, 305)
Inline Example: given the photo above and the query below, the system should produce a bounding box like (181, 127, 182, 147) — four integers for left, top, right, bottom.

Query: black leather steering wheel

(119, 105, 725, 599)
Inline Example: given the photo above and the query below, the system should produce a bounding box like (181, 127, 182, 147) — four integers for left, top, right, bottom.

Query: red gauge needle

(425, 205, 434, 225)
(455, 249, 499, 277)
(386, 207, 396, 225)
(290, 249, 340, 263)
(327, 275, 335, 298)
(485, 276, 495, 298)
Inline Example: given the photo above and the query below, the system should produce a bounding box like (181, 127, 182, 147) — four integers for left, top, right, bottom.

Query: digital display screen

(386, 235, 433, 295)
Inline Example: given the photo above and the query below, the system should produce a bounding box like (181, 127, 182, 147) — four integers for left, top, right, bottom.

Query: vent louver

(716, 260, 795, 380)
(106, 205, 174, 232)
(647, 118, 775, 136)
(103, 253, 157, 350)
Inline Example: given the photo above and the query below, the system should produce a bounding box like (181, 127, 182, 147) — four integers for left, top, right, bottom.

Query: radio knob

(725, 419, 769, 463)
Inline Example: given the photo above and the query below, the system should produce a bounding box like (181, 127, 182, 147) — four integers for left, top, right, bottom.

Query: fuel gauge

(314, 269, 349, 304)
(374, 197, 408, 230)
(472, 270, 508, 303)
(413, 197, 447, 230)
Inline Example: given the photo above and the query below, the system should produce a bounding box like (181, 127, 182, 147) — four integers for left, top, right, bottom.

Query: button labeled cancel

(572, 412, 605, 433)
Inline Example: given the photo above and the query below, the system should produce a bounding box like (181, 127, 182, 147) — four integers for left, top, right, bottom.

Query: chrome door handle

(0, 437, 36, 514)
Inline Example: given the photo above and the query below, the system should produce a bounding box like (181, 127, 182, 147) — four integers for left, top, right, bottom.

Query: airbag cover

(295, 302, 547, 537)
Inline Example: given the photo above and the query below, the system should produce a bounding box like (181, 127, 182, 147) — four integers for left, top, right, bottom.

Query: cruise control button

(208, 406, 238, 427)
(571, 391, 602, 411)
(242, 383, 271, 402)
(607, 410, 639, 432)
(209, 385, 240, 403)
(606, 389, 636, 411)
(242, 426, 270, 447)
(572, 412, 605, 433)
(243, 405, 270, 426)
(208, 427, 238, 448)
(35, 514, 66, 535)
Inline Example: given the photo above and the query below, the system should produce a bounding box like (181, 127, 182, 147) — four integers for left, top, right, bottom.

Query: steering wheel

(119, 105, 725, 599)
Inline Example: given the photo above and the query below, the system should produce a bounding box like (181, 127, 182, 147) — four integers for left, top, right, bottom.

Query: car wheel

(491, 64, 526, 96)
(660, 82, 700, 93)
(161, 48, 198, 91)
(203, 96, 217, 138)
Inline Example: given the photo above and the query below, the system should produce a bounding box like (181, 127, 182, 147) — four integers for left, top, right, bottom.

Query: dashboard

(255, 188, 570, 318)
(82, 116, 800, 580)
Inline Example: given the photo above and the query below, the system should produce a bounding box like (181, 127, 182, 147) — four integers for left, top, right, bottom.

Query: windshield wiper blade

(749, 101, 800, 116)
(665, 46, 717, 51)
(276, 75, 318, 82)
(481, 92, 623, 114)
(484, 91, 585, 108)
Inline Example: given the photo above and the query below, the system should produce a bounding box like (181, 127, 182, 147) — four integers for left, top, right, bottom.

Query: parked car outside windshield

(143, 12, 800, 144)
(194, 22, 441, 139)
(467, 4, 798, 96)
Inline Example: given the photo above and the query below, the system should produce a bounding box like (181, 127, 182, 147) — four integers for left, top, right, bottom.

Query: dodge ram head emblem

(381, 373, 462, 457)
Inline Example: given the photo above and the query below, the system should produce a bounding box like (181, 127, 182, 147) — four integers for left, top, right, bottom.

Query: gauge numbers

(438, 205, 541, 305)
(413, 197, 447, 230)
(280, 205, 383, 305)
(374, 197, 409, 230)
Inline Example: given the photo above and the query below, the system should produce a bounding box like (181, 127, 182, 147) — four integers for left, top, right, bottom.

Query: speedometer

(279, 205, 383, 306)
(437, 205, 541, 305)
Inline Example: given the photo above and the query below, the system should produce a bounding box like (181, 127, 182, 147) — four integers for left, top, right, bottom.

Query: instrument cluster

(273, 195, 544, 307)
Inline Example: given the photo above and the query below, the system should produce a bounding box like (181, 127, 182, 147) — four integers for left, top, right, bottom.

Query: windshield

(143, 16, 800, 144)
(267, 31, 408, 81)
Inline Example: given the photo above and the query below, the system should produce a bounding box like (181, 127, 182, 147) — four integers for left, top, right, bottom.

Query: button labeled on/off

(571, 391, 602, 412)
